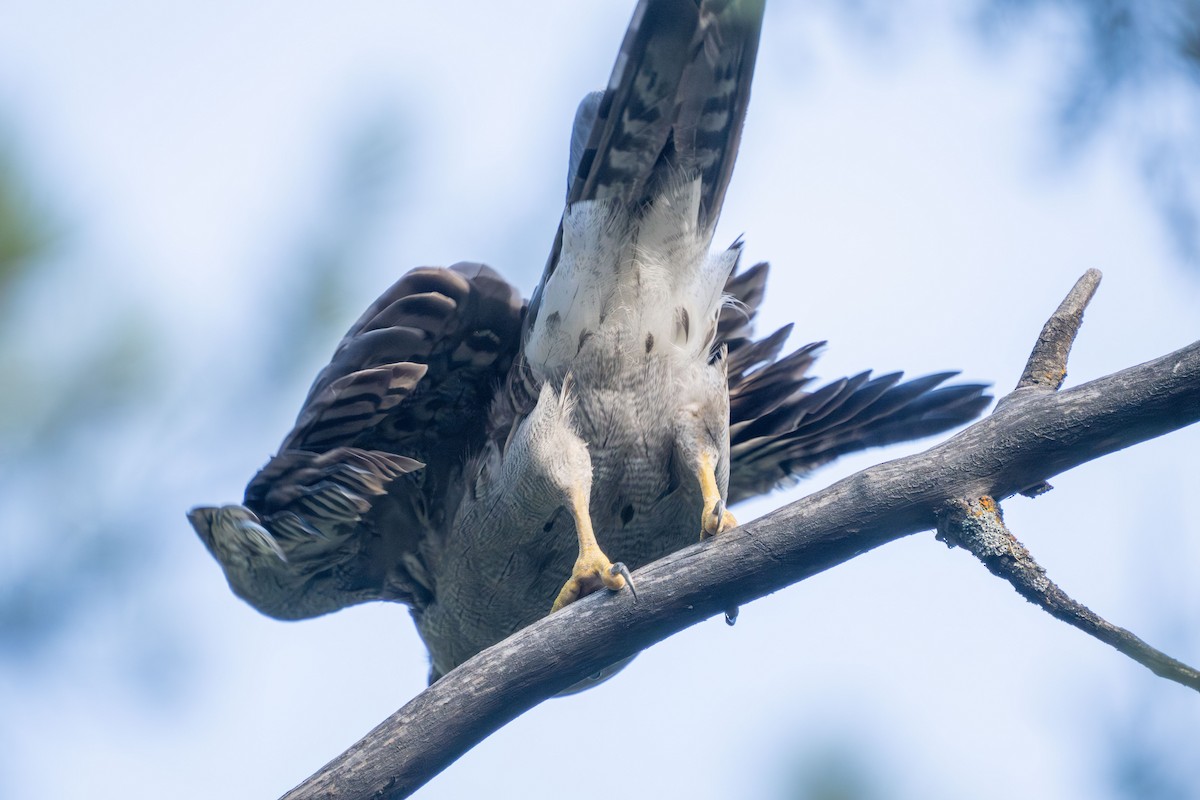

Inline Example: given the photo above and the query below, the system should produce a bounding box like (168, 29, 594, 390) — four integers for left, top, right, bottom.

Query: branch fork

(937, 268, 1200, 693)
(283, 267, 1200, 800)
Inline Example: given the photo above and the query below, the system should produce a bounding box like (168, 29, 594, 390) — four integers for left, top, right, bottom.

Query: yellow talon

(698, 451, 737, 540)
(551, 553, 632, 612)
(551, 486, 636, 612)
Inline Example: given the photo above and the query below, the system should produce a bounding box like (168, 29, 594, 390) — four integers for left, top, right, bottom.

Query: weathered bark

(283, 272, 1200, 800)
(936, 496, 1200, 690)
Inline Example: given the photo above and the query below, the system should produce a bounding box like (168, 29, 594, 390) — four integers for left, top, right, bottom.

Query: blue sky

(1, 2, 1197, 799)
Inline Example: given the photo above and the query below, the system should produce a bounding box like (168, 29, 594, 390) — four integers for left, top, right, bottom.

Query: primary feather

(189, 0, 990, 685)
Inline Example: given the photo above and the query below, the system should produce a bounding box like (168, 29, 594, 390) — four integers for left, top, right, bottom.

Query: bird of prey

(189, 0, 990, 685)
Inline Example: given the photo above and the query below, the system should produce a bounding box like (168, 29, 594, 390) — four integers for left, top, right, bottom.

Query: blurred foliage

(1100, 685, 1200, 800)
(0, 110, 406, 673)
(1098, 528, 1200, 800)
(0, 133, 160, 663)
(0, 139, 54, 297)
(975, 0, 1200, 265)
(1107, 704, 1199, 800)
(265, 110, 406, 386)
(778, 741, 882, 800)
(809, 0, 1200, 267)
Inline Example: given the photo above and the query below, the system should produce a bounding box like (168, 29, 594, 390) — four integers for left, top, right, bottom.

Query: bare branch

(283, 331, 1200, 800)
(936, 496, 1200, 692)
(1014, 267, 1102, 392)
(934, 271, 1200, 692)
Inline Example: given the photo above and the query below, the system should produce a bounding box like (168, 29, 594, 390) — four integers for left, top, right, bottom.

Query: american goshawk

(189, 0, 990, 684)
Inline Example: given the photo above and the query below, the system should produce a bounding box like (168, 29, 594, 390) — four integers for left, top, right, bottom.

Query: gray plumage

(568, 91, 603, 199)
(190, 0, 990, 685)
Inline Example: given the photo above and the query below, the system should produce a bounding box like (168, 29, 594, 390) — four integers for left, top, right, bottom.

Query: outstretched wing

(718, 263, 993, 504)
(190, 263, 524, 619)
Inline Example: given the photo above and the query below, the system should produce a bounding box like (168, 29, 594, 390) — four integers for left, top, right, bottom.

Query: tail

(567, 0, 765, 228)
(527, 0, 766, 336)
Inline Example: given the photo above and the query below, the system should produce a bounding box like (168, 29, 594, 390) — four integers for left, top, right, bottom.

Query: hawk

(189, 0, 990, 684)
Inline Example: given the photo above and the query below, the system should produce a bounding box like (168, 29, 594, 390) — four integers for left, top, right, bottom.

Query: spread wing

(190, 0, 990, 629)
(718, 262, 993, 504)
(189, 263, 524, 619)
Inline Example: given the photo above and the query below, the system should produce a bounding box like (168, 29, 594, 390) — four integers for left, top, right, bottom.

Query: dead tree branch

(939, 269, 1200, 690)
(935, 496, 1200, 691)
(1014, 267, 1102, 392)
(283, 273, 1200, 800)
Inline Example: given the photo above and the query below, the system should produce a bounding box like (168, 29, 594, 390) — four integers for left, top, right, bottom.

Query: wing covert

(189, 263, 524, 619)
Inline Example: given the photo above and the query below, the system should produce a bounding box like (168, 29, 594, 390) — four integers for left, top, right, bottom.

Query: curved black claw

(610, 562, 638, 602)
(710, 499, 725, 532)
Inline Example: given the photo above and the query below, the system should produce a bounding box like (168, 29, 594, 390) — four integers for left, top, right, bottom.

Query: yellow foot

(697, 450, 737, 541)
(551, 551, 635, 612)
(701, 499, 738, 541)
(551, 483, 637, 612)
